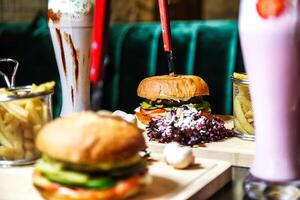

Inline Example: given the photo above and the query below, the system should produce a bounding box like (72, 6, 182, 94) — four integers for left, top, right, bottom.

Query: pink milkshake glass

(239, 0, 300, 198)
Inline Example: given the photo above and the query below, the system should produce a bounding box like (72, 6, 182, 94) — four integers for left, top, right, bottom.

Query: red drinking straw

(158, 0, 175, 74)
(159, 0, 172, 52)
(90, 0, 110, 83)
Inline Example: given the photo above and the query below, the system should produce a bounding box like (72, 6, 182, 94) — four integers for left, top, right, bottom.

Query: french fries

(232, 73, 255, 135)
(0, 82, 54, 160)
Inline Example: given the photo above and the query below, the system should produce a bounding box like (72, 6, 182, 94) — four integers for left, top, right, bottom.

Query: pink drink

(48, 0, 94, 115)
(239, 0, 300, 181)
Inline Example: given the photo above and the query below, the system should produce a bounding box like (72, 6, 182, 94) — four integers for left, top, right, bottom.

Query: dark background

(0, 0, 239, 23)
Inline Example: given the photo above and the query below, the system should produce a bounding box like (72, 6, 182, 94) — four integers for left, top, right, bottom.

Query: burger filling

(140, 96, 210, 111)
(33, 172, 150, 199)
(142, 96, 209, 108)
(137, 97, 211, 124)
(34, 155, 148, 190)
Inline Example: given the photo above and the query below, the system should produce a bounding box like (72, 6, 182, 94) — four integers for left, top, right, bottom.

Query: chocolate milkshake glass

(239, 0, 300, 198)
(48, 0, 94, 115)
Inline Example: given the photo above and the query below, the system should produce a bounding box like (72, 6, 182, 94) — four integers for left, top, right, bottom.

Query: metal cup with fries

(232, 73, 255, 141)
(0, 59, 54, 166)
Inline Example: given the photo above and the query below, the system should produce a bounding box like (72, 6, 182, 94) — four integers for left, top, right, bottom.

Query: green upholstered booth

(0, 14, 244, 116)
(103, 21, 244, 115)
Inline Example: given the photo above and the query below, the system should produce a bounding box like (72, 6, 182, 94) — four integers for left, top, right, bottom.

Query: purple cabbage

(146, 105, 233, 146)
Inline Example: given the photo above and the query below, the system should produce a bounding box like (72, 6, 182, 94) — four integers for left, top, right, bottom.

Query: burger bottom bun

(36, 186, 140, 200)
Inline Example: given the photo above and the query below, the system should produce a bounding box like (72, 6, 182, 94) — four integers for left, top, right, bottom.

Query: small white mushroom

(163, 142, 195, 169)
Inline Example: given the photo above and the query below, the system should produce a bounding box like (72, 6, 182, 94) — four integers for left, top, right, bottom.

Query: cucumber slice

(84, 177, 116, 189)
(46, 173, 116, 189)
(140, 101, 157, 110)
(36, 159, 89, 184)
(45, 169, 89, 184)
(45, 173, 82, 187)
(35, 158, 62, 174)
(36, 158, 116, 189)
(155, 104, 164, 108)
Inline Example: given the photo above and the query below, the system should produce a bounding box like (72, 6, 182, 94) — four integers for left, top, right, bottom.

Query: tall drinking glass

(48, 0, 94, 115)
(239, 0, 300, 198)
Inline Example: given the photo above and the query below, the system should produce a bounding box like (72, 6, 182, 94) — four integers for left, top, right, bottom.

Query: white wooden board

(147, 137, 255, 167)
(145, 115, 255, 167)
(0, 155, 231, 200)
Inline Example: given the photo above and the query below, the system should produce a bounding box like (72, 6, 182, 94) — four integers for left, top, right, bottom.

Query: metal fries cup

(231, 74, 255, 140)
(0, 85, 53, 166)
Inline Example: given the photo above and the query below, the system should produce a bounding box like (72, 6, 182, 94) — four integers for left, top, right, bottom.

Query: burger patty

(147, 96, 204, 107)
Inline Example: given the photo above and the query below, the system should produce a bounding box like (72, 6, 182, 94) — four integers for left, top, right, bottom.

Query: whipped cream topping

(48, 0, 94, 15)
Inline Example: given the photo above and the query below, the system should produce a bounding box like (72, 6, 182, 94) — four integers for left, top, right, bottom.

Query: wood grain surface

(145, 116, 255, 167)
(0, 155, 231, 200)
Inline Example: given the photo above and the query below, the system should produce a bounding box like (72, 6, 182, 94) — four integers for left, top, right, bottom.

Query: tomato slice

(135, 112, 151, 124)
(115, 175, 140, 196)
(140, 107, 165, 115)
(136, 108, 166, 124)
(200, 108, 212, 118)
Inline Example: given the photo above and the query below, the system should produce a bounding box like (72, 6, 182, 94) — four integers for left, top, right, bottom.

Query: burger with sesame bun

(33, 112, 150, 200)
(135, 75, 211, 128)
